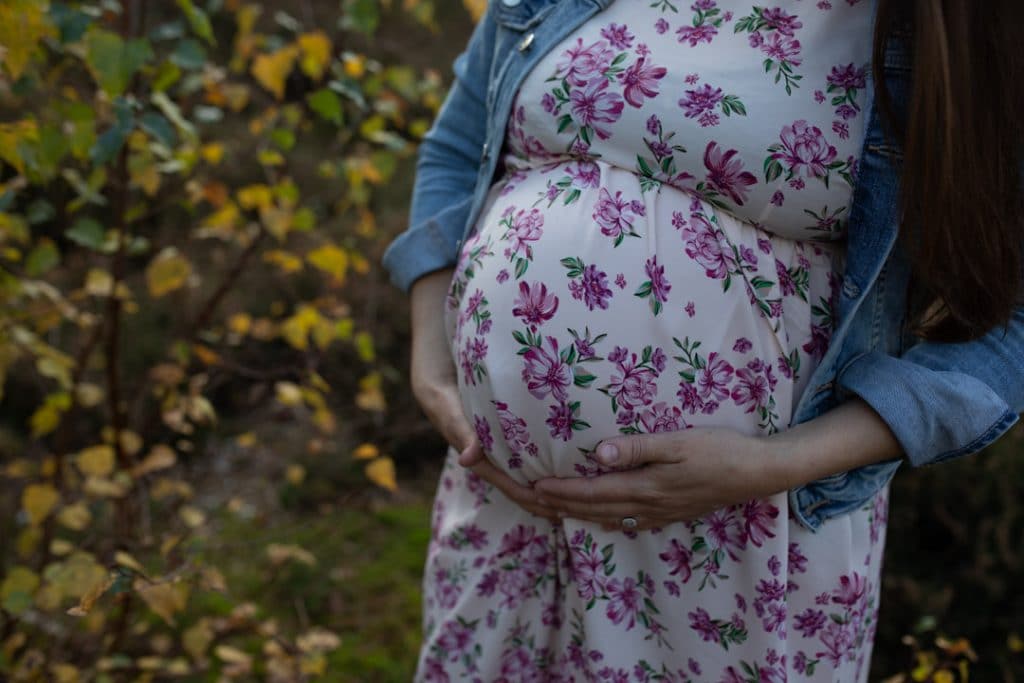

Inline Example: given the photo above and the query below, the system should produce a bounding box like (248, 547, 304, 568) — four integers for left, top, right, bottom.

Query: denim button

(501, 0, 522, 6)
(841, 277, 861, 299)
(518, 32, 535, 52)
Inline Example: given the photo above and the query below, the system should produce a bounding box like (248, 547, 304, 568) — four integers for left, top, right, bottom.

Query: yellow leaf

(276, 382, 303, 406)
(134, 578, 189, 626)
(222, 83, 251, 111)
(237, 183, 273, 210)
(296, 627, 341, 653)
(179, 505, 206, 529)
(183, 618, 214, 660)
(266, 543, 317, 567)
(342, 53, 365, 79)
(235, 432, 257, 448)
(31, 391, 71, 436)
(77, 445, 115, 477)
(306, 243, 349, 283)
(49, 663, 79, 683)
(66, 571, 114, 617)
(74, 382, 105, 407)
(84, 268, 114, 297)
(44, 551, 107, 602)
(0, 1, 55, 81)
(259, 205, 292, 238)
(214, 644, 252, 671)
(355, 372, 386, 412)
(146, 247, 192, 298)
(263, 249, 304, 273)
(285, 464, 305, 485)
(462, 0, 487, 21)
(57, 503, 92, 531)
(297, 32, 332, 80)
(200, 142, 224, 165)
(192, 343, 220, 366)
(131, 445, 177, 478)
(129, 156, 161, 196)
(251, 45, 299, 100)
(365, 456, 397, 492)
(933, 672, 954, 683)
(49, 539, 74, 555)
(114, 551, 145, 574)
(1009, 633, 1024, 653)
(82, 475, 130, 498)
(0, 119, 39, 174)
(1, 566, 40, 615)
(352, 443, 378, 460)
(22, 483, 60, 525)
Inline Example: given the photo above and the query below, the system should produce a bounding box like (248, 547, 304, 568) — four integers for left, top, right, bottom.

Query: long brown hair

(873, 0, 1024, 342)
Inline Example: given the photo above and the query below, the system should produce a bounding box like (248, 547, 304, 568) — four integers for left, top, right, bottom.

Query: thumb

(594, 431, 685, 469)
(458, 438, 484, 467)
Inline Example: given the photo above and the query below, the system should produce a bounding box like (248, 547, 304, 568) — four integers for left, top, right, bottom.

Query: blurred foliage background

(0, 0, 1019, 681)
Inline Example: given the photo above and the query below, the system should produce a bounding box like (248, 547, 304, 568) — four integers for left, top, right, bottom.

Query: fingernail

(596, 442, 619, 465)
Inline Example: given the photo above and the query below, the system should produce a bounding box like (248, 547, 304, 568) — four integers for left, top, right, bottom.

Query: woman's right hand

(409, 268, 556, 521)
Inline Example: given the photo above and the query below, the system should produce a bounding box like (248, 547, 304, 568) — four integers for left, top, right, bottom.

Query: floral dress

(422, 1, 888, 681)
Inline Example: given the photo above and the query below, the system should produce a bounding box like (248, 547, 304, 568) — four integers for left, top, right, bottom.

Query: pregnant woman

(382, 0, 1024, 680)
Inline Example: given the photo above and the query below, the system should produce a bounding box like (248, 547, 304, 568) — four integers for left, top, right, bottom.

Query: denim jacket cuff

(381, 216, 463, 292)
(836, 350, 1019, 467)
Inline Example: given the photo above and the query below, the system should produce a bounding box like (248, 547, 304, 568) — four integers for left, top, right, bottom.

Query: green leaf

(175, 0, 216, 45)
(84, 28, 154, 97)
(26, 239, 60, 276)
(90, 98, 134, 165)
(307, 88, 343, 125)
(170, 37, 206, 70)
(139, 112, 177, 148)
(341, 0, 380, 36)
(66, 217, 106, 250)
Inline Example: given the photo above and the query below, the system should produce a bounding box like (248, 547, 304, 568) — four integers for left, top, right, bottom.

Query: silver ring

(620, 516, 638, 531)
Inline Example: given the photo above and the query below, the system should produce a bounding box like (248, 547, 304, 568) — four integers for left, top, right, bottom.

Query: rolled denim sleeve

(381, 7, 497, 292)
(837, 306, 1024, 467)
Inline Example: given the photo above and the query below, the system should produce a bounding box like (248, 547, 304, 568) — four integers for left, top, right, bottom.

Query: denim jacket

(381, 0, 1024, 531)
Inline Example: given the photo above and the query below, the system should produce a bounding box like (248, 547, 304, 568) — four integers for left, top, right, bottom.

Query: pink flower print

(814, 89, 826, 103)
(835, 103, 858, 120)
(546, 401, 575, 441)
(655, 17, 669, 34)
(764, 602, 787, 635)
(557, 38, 615, 87)
(570, 78, 625, 139)
(770, 190, 785, 206)
(803, 322, 831, 361)
(436, 618, 474, 656)
(733, 337, 753, 353)
(659, 538, 694, 583)
(704, 507, 746, 560)
(685, 300, 696, 317)
(688, 608, 721, 643)
(571, 545, 606, 602)
(474, 414, 494, 452)
(741, 498, 779, 547)
(697, 352, 734, 401)
(522, 336, 572, 401)
(831, 572, 867, 607)
(680, 212, 735, 280)
(679, 83, 724, 119)
(676, 23, 717, 47)
(494, 400, 531, 453)
(512, 280, 559, 328)
(761, 31, 802, 66)
(568, 160, 601, 188)
(774, 120, 837, 179)
(614, 272, 627, 289)
(637, 255, 671, 313)
(827, 63, 867, 90)
(789, 541, 808, 573)
(833, 120, 850, 140)
(505, 207, 545, 259)
(761, 7, 803, 36)
(540, 92, 556, 113)
(818, 620, 854, 666)
(600, 22, 634, 49)
(569, 263, 613, 310)
(639, 402, 684, 433)
(794, 608, 827, 638)
(606, 355, 659, 411)
(500, 647, 540, 680)
(748, 31, 764, 48)
(496, 268, 510, 283)
(619, 57, 667, 108)
(704, 142, 758, 205)
(593, 187, 645, 243)
(605, 577, 641, 629)
(732, 366, 770, 413)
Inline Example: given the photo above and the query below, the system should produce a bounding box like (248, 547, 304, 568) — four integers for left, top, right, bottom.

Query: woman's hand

(532, 428, 786, 531)
(409, 269, 556, 521)
(528, 398, 904, 530)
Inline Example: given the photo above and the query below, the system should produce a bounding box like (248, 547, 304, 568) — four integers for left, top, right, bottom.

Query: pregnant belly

(444, 161, 838, 484)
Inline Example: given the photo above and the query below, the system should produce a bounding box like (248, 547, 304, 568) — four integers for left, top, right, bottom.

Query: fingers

(468, 459, 558, 522)
(457, 439, 484, 467)
(594, 432, 685, 469)
(533, 470, 655, 504)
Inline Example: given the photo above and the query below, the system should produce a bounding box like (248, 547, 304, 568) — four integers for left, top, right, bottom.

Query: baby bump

(444, 163, 840, 484)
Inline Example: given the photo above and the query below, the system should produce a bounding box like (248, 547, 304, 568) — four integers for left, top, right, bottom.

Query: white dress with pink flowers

(421, 1, 888, 681)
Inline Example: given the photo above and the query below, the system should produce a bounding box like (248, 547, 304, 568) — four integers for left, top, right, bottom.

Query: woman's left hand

(532, 427, 792, 531)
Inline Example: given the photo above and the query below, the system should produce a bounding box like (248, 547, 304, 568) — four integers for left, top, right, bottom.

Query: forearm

(409, 267, 456, 395)
(766, 398, 905, 492)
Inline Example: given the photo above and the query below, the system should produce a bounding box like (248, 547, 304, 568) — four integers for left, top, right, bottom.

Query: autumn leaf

(146, 247, 192, 298)
(0, 0, 55, 81)
(298, 31, 332, 80)
(131, 445, 177, 478)
(306, 242, 349, 283)
(76, 445, 116, 477)
(365, 456, 397, 492)
(355, 372, 386, 412)
(134, 577, 189, 626)
(352, 443, 379, 460)
(22, 483, 60, 525)
(251, 45, 299, 100)
(1, 566, 40, 615)
(265, 543, 317, 567)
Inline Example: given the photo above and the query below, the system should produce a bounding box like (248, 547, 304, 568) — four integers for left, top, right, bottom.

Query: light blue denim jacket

(381, 0, 1024, 531)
